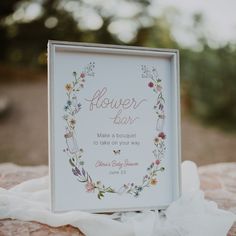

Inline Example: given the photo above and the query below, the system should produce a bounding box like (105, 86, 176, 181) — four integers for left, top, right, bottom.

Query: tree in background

(0, 0, 179, 64)
(179, 14, 236, 130)
(182, 45, 236, 130)
(0, 0, 236, 130)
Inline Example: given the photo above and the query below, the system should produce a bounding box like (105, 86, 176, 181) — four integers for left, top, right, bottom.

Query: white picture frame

(48, 41, 181, 213)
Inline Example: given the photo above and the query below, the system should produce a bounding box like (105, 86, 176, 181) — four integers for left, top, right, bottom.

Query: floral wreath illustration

(63, 63, 166, 199)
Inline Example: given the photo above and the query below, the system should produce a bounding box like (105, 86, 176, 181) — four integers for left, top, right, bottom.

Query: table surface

(0, 162, 235, 236)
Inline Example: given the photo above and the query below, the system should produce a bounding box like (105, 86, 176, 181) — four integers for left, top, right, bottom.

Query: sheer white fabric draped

(0, 161, 235, 236)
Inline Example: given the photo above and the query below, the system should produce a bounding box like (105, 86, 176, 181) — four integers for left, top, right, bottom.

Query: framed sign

(48, 41, 181, 213)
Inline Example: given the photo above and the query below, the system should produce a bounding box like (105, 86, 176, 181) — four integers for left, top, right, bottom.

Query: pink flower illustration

(158, 132, 166, 140)
(148, 82, 154, 88)
(80, 73, 85, 78)
(156, 85, 162, 92)
(85, 181, 95, 192)
(155, 160, 160, 165)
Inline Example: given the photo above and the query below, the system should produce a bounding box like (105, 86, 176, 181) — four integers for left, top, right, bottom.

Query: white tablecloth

(0, 161, 235, 236)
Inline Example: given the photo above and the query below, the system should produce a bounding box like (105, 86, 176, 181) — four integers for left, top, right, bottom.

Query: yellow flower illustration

(150, 178, 158, 185)
(154, 137, 159, 144)
(69, 118, 76, 126)
(65, 83, 73, 92)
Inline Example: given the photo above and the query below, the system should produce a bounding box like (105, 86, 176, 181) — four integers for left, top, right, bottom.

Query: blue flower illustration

(64, 105, 69, 111)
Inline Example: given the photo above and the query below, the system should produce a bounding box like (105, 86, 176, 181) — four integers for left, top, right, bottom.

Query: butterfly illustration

(113, 150, 121, 155)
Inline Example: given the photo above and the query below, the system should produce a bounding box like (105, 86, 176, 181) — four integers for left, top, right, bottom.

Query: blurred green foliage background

(1, 0, 235, 129)
(0, 0, 236, 165)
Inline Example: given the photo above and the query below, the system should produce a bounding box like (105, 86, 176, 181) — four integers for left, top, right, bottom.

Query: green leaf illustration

(69, 159, 75, 167)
